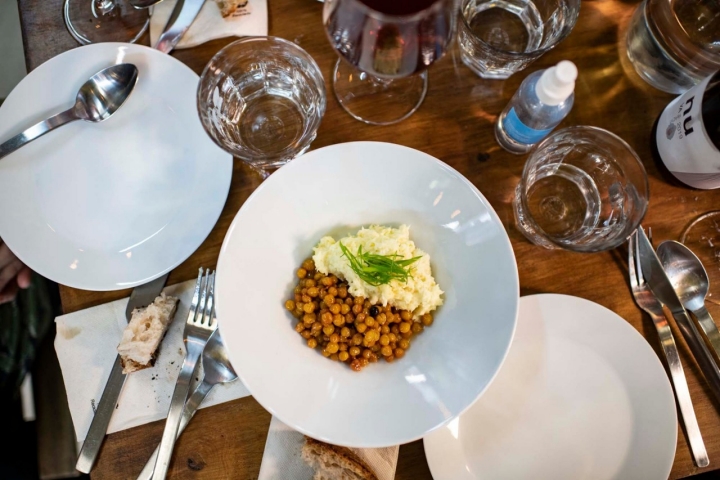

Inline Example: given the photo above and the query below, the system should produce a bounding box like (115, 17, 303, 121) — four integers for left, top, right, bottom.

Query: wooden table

(17, 0, 720, 478)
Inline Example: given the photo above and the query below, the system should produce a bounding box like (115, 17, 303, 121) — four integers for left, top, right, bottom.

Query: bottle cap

(536, 60, 577, 106)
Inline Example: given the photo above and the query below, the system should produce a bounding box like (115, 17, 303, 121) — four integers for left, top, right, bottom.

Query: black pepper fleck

(477, 152, 490, 162)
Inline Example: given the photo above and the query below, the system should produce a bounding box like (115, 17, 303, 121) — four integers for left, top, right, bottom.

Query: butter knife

(153, 0, 206, 54)
(636, 227, 720, 404)
(75, 273, 169, 473)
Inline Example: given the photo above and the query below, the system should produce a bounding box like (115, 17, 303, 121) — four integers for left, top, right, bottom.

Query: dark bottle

(655, 70, 720, 189)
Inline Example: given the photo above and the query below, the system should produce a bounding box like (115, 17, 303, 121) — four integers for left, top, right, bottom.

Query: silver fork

(152, 269, 218, 480)
(629, 231, 709, 468)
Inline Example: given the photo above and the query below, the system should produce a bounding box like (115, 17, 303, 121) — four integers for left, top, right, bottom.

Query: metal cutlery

(154, 0, 206, 54)
(636, 226, 720, 405)
(0, 64, 138, 161)
(152, 268, 218, 480)
(137, 329, 237, 480)
(628, 231, 709, 467)
(76, 273, 169, 474)
(657, 240, 720, 362)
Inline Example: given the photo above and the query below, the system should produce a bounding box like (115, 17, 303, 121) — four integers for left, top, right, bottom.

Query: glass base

(64, 0, 149, 45)
(332, 59, 428, 126)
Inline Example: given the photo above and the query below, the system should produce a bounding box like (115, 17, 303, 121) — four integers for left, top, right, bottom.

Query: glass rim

(331, 0, 451, 23)
(460, 0, 580, 57)
(517, 125, 650, 252)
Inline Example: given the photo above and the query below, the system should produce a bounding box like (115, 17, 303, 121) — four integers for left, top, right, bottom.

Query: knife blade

(75, 273, 170, 473)
(636, 227, 720, 403)
(153, 0, 206, 54)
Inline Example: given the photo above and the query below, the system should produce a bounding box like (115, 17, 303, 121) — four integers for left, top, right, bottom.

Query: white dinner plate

(424, 294, 677, 480)
(0, 43, 232, 290)
(216, 142, 519, 447)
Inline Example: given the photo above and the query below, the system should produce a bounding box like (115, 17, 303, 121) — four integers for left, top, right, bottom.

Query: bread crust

(301, 437, 378, 480)
(215, 0, 248, 17)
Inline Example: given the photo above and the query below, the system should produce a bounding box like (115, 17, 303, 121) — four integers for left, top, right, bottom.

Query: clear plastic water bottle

(495, 61, 578, 154)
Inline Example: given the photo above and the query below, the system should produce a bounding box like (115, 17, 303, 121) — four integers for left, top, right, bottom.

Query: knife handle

(76, 355, 127, 473)
(672, 310, 720, 405)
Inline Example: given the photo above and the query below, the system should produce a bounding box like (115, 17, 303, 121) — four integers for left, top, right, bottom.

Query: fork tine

(635, 228, 644, 285)
(628, 231, 638, 289)
(194, 270, 209, 324)
(189, 268, 204, 316)
(203, 271, 216, 327)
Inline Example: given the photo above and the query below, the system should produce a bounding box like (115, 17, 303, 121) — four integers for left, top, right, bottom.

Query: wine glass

(64, 0, 151, 45)
(680, 211, 720, 307)
(323, 0, 455, 125)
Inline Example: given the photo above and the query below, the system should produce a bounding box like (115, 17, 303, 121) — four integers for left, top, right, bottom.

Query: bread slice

(117, 293, 178, 374)
(214, 0, 248, 17)
(301, 437, 378, 480)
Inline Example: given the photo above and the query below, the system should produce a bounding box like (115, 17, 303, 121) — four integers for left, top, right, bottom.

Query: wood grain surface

(16, 0, 720, 478)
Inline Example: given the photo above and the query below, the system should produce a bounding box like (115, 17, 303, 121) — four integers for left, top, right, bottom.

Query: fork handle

(152, 341, 204, 480)
(672, 309, 720, 403)
(649, 310, 709, 467)
(137, 380, 214, 480)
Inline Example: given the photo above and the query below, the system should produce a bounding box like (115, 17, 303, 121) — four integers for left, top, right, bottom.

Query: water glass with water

(197, 37, 327, 176)
(458, 0, 580, 80)
(513, 126, 649, 252)
(626, 0, 720, 94)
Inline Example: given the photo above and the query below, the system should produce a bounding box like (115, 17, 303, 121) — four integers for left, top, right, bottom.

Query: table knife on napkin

(154, 0, 206, 54)
(75, 273, 169, 473)
(636, 227, 720, 404)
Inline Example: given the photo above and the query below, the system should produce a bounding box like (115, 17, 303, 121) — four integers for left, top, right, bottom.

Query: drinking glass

(458, 0, 580, 80)
(681, 211, 720, 306)
(64, 0, 150, 44)
(323, 0, 455, 125)
(514, 126, 649, 252)
(626, 0, 720, 94)
(197, 37, 327, 177)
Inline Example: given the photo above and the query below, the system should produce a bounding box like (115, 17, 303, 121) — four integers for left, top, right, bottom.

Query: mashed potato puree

(312, 225, 443, 319)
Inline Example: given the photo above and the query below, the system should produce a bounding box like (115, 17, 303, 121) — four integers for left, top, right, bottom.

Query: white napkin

(55, 279, 251, 442)
(258, 417, 400, 480)
(149, 0, 268, 50)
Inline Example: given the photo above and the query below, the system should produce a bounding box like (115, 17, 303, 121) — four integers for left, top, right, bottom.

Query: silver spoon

(0, 63, 139, 160)
(136, 329, 238, 480)
(658, 240, 720, 360)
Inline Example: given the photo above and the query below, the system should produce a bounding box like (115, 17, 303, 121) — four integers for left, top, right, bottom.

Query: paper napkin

(258, 416, 400, 480)
(55, 279, 251, 442)
(149, 0, 268, 50)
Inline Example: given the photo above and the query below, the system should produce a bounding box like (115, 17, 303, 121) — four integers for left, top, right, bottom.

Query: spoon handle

(693, 305, 720, 362)
(136, 380, 214, 480)
(0, 107, 79, 160)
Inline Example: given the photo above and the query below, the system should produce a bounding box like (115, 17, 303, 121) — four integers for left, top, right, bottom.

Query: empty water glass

(626, 0, 720, 94)
(513, 126, 649, 252)
(197, 37, 327, 175)
(458, 0, 580, 80)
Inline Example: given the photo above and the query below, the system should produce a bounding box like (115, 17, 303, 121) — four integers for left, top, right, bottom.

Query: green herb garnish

(339, 242, 421, 287)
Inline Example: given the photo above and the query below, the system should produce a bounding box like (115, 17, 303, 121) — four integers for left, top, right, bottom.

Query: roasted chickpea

(341, 303, 351, 315)
(333, 314, 345, 327)
(307, 287, 319, 298)
(380, 334, 390, 346)
(328, 287, 338, 296)
(301, 330, 312, 339)
(399, 322, 411, 333)
(352, 334, 363, 345)
(422, 313, 434, 326)
(285, 300, 295, 311)
(307, 338, 318, 348)
(330, 303, 341, 315)
(294, 322, 305, 333)
(399, 338, 410, 350)
(349, 346, 361, 357)
(394, 348, 405, 359)
(356, 323, 367, 333)
(381, 346, 393, 357)
(297, 268, 308, 279)
(302, 259, 315, 271)
(362, 349, 372, 359)
(323, 294, 335, 305)
(400, 310, 412, 321)
(303, 302, 315, 314)
(338, 351, 350, 362)
(412, 323, 423, 333)
(303, 314, 316, 325)
(323, 325, 335, 335)
(327, 343, 339, 354)
(341, 327, 351, 338)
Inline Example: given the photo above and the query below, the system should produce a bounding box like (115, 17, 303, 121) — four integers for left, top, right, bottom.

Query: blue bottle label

(503, 107, 553, 145)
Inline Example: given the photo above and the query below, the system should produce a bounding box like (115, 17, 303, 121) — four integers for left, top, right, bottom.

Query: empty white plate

(0, 43, 232, 290)
(424, 294, 677, 480)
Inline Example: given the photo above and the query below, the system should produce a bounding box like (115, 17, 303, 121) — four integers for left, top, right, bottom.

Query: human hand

(0, 242, 32, 304)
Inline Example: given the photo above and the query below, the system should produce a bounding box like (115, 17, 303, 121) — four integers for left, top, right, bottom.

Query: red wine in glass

(324, 0, 455, 79)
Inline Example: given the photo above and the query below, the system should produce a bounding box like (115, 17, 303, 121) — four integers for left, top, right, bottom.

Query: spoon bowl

(657, 241, 709, 312)
(75, 63, 139, 122)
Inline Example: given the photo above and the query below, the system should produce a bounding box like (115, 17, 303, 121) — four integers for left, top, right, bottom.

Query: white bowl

(216, 142, 519, 447)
